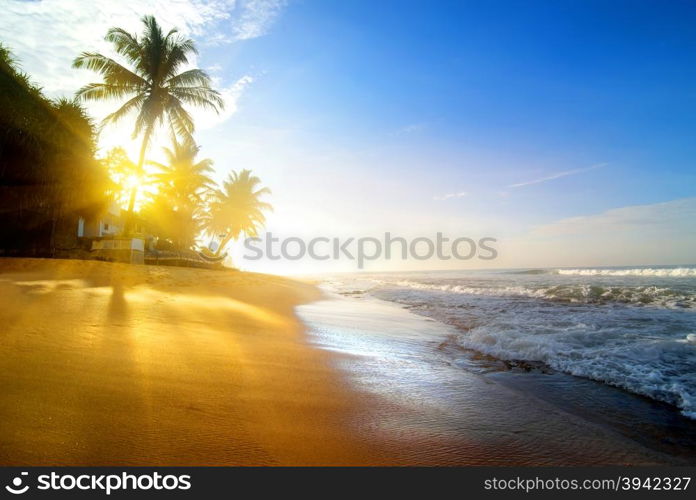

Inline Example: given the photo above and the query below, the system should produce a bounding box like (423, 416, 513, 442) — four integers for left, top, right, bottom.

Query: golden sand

(0, 258, 391, 465)
(1, 258, 682, 466)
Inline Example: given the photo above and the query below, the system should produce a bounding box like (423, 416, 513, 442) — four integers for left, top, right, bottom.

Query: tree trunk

(49, 205, 58, 258)
(122, 128, 151, 236)
(214, 232, 233, 257)
(122, 186, 138, 235)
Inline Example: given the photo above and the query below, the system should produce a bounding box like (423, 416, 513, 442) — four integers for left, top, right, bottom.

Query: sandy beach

(1, 258, 694, 465)
(0, 258, 389, 465)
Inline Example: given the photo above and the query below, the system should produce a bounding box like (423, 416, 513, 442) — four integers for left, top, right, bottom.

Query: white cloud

(232, 0, 287, 40)
(1, 1, 225, 94)
(433, 191, 468, 201)
(393, 122, 426, 135)
(0, 0, 285, 95)
(531, 197, 696, 236)
(508, 162, 607, 188)
(0, 0, 285, 156)
(193, 74, 254, 129)
(483, 198, 696, 268)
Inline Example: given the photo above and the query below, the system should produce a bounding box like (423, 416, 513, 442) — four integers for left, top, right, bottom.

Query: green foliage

(142, 135, 215, 250)
(102, 147, 143, 206)
(1, 25, 272, 258)
(73, 15, 224, 144)
(205, 169, 272, 256)
(73, 15, 225, 235)
(0, 42, 110, 253)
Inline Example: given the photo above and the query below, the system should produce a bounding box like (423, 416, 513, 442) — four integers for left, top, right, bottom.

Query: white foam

(328, 270, 696, 419)
(383, 280, 696, 309)
(456, 324, 696, 420)
(557, 267, 696, 277)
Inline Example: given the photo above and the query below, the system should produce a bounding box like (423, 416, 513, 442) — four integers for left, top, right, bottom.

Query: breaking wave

(555, 267, 696, 277)
(454, 323, 696, 420)
(385, 280, 696, 309)
(354, 267, 696, 419)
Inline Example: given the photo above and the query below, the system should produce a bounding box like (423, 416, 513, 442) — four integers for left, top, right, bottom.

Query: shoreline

(298, 289, 696, 465)
(1, 258, 694, 465)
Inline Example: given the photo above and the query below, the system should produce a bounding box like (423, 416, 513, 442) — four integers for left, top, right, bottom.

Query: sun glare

(123, 174, 141, 192)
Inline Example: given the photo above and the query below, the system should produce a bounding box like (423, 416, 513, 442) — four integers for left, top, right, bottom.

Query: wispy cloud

(393, 122, 426, 136)
(0, 0, 287, 95)
(494, 197, 696, 268)
(0, 0, 287, 152)
(434, 191, 468, 201)
(508, 162, 607, 189)
(531, 197, 696, 236)
(233, 0, 287, 40)
(193, 75, 255, 129)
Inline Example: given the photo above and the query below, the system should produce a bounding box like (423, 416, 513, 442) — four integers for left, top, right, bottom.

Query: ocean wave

(455, 325, 696, 420)
(384, 280, 696, 309)
(370, 276, 696, 417)
(339, 270, 696, 418)
(556, 267, 696, 277)
(509, 269, 548, 275)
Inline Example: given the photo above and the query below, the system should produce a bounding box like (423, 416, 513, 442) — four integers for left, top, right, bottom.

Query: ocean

(310, 265, 696, 421)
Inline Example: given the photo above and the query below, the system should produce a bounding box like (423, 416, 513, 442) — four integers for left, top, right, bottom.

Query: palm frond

(166, 98, 194, 136)
(74, 82, 139, 102)
(101, 93, 147, 127)
(169, 86, 224, 112)
(72, 52, 146, 87)
(166, 69, 213, 88)
(161, 35, 197, 79)
(104, 27, 142, 66)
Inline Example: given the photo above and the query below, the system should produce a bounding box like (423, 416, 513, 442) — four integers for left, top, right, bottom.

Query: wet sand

(298, 295, 696, 465)
(0, 258, 691, 465)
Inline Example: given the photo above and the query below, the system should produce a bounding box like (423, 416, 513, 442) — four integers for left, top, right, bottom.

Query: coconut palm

(72, 15, 224, 234)
(143, 135, 214, 249)
(206, 170, 272, 256)
(150, 135, 215, 205)
(140, 193, 202, 251)
(102, 147, 145, 209)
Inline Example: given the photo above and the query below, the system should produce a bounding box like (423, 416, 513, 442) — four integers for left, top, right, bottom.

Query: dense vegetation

(0, 43, 109, 255)
(0, 16, 271, 261)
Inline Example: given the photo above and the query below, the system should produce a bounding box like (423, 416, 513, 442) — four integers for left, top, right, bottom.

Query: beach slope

(0, 258, 382, 465)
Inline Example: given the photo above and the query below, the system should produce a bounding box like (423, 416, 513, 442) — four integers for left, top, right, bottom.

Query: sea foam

(349, 267, 696, 419)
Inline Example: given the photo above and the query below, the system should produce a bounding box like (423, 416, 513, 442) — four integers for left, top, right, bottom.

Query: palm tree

(102, 147, 144, 209)
(144, 135, 214, 249)
(72, 15, 224, 234)
(150, 135, 215, 205)
(2, 42, 110, 255)
(46, 99, 109, 255)
(140, 194, 202, 251)
(206, 170, 272, 256)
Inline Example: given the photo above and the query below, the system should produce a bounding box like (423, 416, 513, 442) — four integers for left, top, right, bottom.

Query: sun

(123, 174, 141, 192)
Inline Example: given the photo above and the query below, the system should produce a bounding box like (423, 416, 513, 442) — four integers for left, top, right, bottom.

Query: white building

(77, 201, 123, 238)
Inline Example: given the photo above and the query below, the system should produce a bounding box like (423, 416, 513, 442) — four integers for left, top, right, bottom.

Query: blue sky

(203, 0, 696, 205)
(2, 0, 695, 271)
